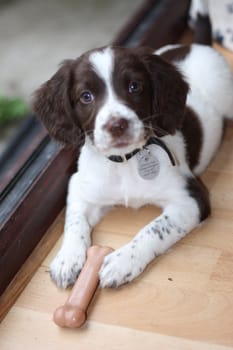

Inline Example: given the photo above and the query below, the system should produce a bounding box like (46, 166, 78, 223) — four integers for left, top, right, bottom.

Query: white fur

(50, 45, 233, 289)
(168, 44, 233, 173)
(89, 48, 145, 155)
(189, 0, 209, 24)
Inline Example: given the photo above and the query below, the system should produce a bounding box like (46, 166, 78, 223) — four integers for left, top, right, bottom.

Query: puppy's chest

(79, 145, 177, 208)
(87, 161, 156, 207)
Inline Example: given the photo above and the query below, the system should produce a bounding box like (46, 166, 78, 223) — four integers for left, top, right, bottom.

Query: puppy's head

(33, 46, 189, 156)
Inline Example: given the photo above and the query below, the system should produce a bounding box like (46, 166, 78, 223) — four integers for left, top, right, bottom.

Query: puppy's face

(72, 47, 152, 155)
(34, 46, 188, 156)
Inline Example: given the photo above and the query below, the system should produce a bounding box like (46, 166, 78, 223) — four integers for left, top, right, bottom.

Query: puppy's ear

(33, 60, 84, 148)
(142, 54, 189, 135)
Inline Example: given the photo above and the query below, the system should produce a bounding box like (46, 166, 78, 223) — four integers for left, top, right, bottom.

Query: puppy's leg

(100, 178, 210, 288)
(50, 173, 110, 289)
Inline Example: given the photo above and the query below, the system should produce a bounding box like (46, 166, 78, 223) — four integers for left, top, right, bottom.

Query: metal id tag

(136, 148, 160, 180)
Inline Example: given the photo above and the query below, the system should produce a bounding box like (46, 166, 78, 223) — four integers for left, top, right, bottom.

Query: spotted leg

(50, 173, 110, 289)
(99, 181, 210, 288)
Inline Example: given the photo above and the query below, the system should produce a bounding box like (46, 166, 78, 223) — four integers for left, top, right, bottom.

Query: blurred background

(0, 0, 142, 155)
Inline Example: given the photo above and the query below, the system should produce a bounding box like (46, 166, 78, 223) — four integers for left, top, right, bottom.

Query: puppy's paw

(99, 245, 144, 288)
(50, 247, 87, 289)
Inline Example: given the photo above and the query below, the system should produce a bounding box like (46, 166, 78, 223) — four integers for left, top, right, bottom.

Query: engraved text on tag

(136, 148, 160, 180)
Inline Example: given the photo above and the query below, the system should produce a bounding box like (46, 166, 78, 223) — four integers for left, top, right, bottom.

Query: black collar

(108, 137, 176, 166)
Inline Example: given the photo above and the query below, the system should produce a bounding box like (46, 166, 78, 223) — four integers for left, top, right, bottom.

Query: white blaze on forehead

(89, 46, 145, 154)
(89, 47, 114, 88)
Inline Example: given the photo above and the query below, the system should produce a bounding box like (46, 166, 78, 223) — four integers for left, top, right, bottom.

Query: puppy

(34, 44, 233, 289)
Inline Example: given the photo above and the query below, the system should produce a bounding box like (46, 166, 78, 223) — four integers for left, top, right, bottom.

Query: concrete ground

(0, 0, 142, 102)
(0, 0, 142, 153)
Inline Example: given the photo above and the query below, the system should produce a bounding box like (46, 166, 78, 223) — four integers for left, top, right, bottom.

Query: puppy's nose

(105, 118, 129, 137)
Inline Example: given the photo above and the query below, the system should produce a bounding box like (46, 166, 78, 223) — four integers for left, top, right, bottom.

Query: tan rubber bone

(53, 245, 113, 328)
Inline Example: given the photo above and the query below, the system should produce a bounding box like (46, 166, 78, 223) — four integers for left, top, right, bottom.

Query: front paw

(50, 247, 86, 289)
(99, 245, 145, 288)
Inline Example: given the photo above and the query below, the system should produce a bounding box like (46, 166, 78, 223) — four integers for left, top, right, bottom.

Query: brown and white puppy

(34, 44, 233, 288)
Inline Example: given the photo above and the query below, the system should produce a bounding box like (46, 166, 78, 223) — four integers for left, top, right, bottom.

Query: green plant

(0, 94, 28, 126)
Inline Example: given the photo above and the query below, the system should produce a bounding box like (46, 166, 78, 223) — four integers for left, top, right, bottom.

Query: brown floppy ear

(142, 54, 189, 135)
(33, 60, 84, 148)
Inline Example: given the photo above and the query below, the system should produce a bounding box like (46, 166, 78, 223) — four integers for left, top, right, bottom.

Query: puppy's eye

(80, 91, 94, 104)
(128, 81, 143, 94)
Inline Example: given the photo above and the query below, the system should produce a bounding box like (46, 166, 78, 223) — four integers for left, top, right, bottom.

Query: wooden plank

(1, 199, 233, 347)
(1, 308, 231, 350)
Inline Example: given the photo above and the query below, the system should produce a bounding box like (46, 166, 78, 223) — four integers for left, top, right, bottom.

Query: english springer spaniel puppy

(34, 44, 233, 289)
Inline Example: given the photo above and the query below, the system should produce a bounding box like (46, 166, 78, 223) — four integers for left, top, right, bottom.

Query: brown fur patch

(160, 45, 191, 63)
(33, 59, 84, 148)
(181, 106, 203, 170)
(140, 52, 189, 135)
(186, 177, 211, 222)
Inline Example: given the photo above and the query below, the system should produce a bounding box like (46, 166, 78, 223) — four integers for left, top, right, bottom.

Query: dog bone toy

(53, 245, 113, 328)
